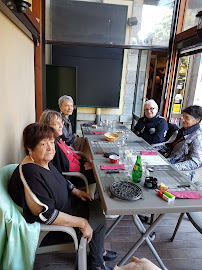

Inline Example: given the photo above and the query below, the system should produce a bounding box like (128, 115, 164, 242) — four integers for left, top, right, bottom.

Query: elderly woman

(160, 105, 202, 180)
(39, 110, 96, 188)
(58, 95, 85, 151)
(8, 123, 116, 270)
(133, 99, 168, 144)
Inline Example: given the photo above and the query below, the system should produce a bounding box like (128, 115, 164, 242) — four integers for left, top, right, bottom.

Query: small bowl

(109, 155, 120, 164)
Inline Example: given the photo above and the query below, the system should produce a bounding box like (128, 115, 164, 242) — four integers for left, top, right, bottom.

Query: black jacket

(133, 114, 168, 144)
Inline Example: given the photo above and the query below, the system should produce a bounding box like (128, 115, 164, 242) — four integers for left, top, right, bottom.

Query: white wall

(0, 11, 36, 167)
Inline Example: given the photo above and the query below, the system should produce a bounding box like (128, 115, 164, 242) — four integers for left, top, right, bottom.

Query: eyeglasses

(144, 107, 156, 112)
(181, 115, 195, 121)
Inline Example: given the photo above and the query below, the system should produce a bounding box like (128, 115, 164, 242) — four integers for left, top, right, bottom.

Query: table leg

(118, 214, 167, 270)
(133, 214, 167, 269)
(105, 215, 124, 239)
(170, 213, 184, 242)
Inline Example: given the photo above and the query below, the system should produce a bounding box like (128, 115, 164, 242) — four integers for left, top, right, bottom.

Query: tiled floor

(34, 213, 202, 270)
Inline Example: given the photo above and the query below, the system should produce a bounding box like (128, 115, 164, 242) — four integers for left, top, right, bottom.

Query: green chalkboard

(46, 65, 77, 133)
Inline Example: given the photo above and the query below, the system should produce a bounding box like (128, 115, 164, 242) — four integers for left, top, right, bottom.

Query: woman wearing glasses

(160, 105, 202, 180)
(133, 99, 168, 144)
(39, 110, 96, 188)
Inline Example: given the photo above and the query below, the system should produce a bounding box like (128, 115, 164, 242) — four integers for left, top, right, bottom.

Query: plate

(110, 181, 143, 201)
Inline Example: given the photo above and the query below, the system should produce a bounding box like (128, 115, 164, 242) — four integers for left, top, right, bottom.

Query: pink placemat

(140, 151, 157, 155)
(169, 191, 202, 200)
(100, 164, 125, 170)
(93, 131, 105, 134)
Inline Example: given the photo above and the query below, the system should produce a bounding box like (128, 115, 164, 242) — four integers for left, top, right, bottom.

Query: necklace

(29, 155, 49, 170)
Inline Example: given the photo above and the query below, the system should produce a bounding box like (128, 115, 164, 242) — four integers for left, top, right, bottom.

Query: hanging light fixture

(15, 0, 31, 13)
(196, 11, 202, 37)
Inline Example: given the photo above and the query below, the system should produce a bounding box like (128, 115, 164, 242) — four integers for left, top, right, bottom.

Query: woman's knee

(88, 200, 106, 229)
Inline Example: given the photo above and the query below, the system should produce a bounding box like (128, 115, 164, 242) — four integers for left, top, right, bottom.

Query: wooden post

(163, 0, 188, 120)
(31, 0, 43, 121)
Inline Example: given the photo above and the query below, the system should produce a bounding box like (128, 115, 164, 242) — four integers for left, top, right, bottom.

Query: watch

(67, 180, 75, 191)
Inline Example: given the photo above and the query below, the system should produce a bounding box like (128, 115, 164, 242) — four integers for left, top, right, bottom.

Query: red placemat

(100, 164, 125, 170)
(93, 131, 105, 134)
(169, 191, 202, 200)
(140, 151, 157, 155)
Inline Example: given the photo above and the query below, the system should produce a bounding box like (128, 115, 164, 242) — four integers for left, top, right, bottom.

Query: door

(46, 65, 77, 132)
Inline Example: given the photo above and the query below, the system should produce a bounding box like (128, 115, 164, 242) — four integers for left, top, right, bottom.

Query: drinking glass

(126, 153, 133, 177)
(99, 121, 103, 128)
(108, 120, 113, 132)
(112, 120, 117, 133)
(120, 131, 126, 146)
(120, 148, 131, 176)
(124, 131, 130, 145)
(142, 161, 149, 181)
(102, 120, 108, 132)
(118, 145, 126, 164)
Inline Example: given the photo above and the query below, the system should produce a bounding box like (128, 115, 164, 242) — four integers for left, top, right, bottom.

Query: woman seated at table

(39, 109, 96, 188)
(133, 99, 168, 145)
(8, 123, 116, 270)
(58, 95, 85, 151)
(160, 105, 202, 180)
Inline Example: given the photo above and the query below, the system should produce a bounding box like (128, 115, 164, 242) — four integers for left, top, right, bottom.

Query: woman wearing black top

(8, 123, 116, 270)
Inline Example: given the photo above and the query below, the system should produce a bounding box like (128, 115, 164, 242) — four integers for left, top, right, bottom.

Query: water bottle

(132, 155, 142, 183)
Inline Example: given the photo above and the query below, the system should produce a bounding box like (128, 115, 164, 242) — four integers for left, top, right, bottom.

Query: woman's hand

(84, 162, 92, 170)
(79, 219, 93, 243)
(72, 188, 93, 201)
(52, 213, 93, 243)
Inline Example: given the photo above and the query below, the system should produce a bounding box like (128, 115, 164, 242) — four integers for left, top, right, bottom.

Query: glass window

(183, 0, 202, 31)
(194, 53, 202, 105)
(172, 56, 189, 115)
(133, 0, 174, 47)
(46, 0, 174, 47)
(170, 52, 202, 127)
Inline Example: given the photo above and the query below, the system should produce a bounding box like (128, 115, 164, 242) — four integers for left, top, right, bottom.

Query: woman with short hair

(8, 123, 116, 270)
(58, 95, 85, 151)
(133, 99, 168, 145)
(161, 105, 202, 180)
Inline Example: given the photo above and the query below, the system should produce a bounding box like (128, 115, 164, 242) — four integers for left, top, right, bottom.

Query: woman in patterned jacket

(160, 105, 202, 180)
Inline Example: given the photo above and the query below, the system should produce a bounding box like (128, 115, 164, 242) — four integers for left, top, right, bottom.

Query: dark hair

(23, 123, 57, 155)
(183, 105, 202, 122)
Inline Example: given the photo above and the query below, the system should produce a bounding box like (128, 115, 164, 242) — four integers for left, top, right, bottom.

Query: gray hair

(58, 95, 74, 106)
(39, 110, 62, 126)
(144, 99, 158, 109)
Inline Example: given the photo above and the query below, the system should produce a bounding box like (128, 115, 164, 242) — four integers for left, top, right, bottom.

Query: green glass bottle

(132, 155, 142, 183)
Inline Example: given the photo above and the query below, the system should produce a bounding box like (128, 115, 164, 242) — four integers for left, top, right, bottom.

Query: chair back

(0, 164, 40, 269)
(166, 123, 179, 141)
(0, 164, 18, 182)
(152, 123, 179, 148)
(0, 164, 19, 221)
